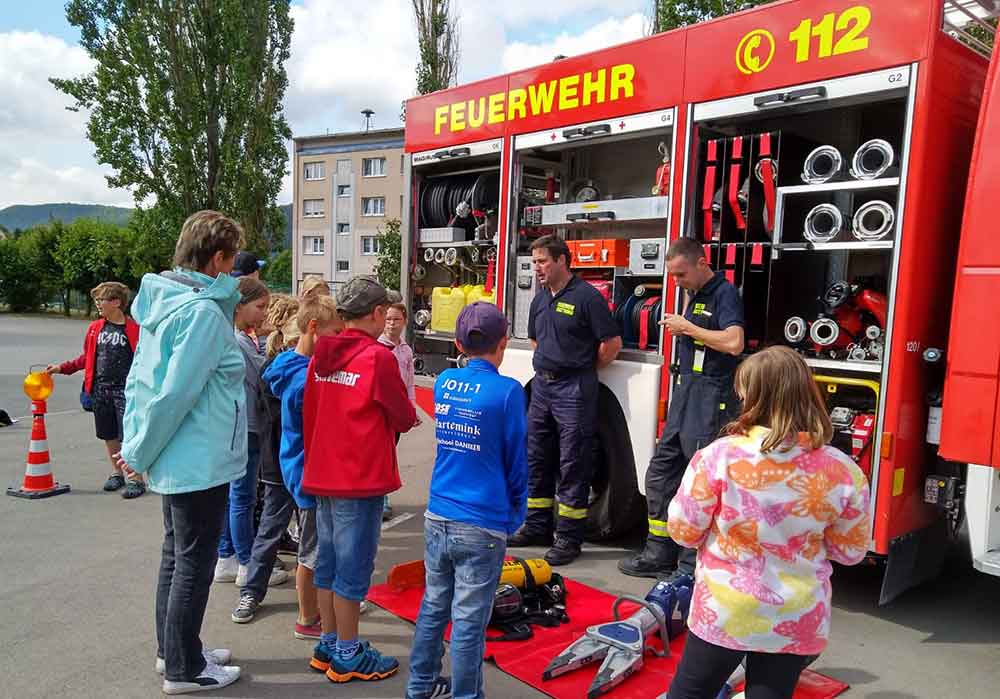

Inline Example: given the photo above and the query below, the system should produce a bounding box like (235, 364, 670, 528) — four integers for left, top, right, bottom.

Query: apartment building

(292, 127, 405, 293)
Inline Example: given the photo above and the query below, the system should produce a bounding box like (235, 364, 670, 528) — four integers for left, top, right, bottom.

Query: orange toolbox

(569, 239, 630, 268)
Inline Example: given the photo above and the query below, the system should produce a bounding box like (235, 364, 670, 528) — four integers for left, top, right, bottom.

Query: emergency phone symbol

(736, 29, 776, 75)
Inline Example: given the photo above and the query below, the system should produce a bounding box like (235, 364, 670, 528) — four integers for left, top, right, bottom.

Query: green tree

(55, 219, 134, 316)
(374, 218, 402, 292)
(649, 0, 777, 33)
(18, 223, 70, 314)
(126, 207, 180, 282)
(0, 238, 44, 312)
(51, 0, 294, 254)
(413, 0, 460, 94)
(263, 249, 293, 292)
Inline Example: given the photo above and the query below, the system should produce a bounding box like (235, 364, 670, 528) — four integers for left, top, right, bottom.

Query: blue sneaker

(310, 641, 334, 673)
(325, 641, 399, 682)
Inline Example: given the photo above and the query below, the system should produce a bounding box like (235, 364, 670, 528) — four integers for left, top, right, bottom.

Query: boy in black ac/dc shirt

(47, 282, 144, 498)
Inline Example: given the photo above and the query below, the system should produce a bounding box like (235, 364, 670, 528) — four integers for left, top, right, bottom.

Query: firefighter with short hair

(619, 237, 744, 581)
(508, 235, 623, 566)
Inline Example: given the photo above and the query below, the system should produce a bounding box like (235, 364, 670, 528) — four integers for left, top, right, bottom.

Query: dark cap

(231, 251, 264, 277)
(336, 275, 389, 318)
(456, 302, 508, 353)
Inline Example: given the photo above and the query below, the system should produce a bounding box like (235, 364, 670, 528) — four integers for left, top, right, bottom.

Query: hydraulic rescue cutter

(542, 574, 693, 698)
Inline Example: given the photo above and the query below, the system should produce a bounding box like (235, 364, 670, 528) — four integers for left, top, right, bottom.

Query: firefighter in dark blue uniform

(508, 235, 622, 566)
(619, 237, 744, 580)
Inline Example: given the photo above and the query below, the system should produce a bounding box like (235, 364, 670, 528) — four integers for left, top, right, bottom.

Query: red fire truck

(400, 0, 1000, 602)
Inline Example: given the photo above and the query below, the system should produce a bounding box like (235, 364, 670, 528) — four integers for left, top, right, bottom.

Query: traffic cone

(7, 400, 70, 499)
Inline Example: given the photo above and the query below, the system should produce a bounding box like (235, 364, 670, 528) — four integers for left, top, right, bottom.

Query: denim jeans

(218, 432, 260, 564)
(406, 518, 506, 699)
(241, 481, 295, 601)
(313, 495, 384, 600)
(156, 484, 229, 682)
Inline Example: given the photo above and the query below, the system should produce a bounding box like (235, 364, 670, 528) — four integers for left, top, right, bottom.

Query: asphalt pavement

(1, 313, 998, 698)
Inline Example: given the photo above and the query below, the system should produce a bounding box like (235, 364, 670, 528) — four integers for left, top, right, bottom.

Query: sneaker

(121, 479, 146, 499)
(294, 618, 322, 640)
(234, 564, 288, 588)
(162, 662, 240, 694)
(382, 495, 394, 522)
(214, 556, 238, 583)
(156, 649, 232, 675)
(231, 594, 260, 624)
(325, 641, 399, 683)
(429, 676, 453, 698)
(310, 641, 335, 673)
(273, 557, 287, 571)
(544, 537, 582, 566)
(103, 473, 125, 491)
(507, 526, 554, 548)
(359, 600, 371, 615)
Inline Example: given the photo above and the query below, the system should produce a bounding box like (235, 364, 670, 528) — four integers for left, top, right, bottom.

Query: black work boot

(617, 538, 678, 579)
(507, 525, 554, 548)
(544, 536, 582, 566)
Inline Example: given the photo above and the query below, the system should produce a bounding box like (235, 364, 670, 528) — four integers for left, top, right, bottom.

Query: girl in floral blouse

(666, 346, 870, 699)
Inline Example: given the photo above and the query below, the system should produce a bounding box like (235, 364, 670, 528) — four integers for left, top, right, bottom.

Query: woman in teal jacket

(118, 210, 246, 695)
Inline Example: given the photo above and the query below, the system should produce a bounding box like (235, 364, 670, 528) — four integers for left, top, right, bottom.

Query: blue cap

(456, 302, 508, 352)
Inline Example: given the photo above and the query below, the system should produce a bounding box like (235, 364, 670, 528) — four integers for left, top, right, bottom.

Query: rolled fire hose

(414, 309, 431, 328)
(801, 145, 844, 184)
(434, 248, 446, 264)
(803, 203, 845, 243)
(851, 200, 894, 241)
(809, 317, 841, 347)
(784, 316, 808, 343)
(424, 247, 436, 263)
(412, 264, 427, 281)
(468, 246, 481, 264)
(850, 139, 895, 180)
(634, 284, 663, 297)
(444, 247, 459, 266)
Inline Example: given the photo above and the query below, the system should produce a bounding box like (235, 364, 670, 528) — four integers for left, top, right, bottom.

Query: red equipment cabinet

(401, 0, 994, 600)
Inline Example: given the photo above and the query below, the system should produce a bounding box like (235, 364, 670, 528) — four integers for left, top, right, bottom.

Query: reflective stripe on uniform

(558, 503, 588, 520)
(648, 518, 671, 538)
(528, 497, 555, 509)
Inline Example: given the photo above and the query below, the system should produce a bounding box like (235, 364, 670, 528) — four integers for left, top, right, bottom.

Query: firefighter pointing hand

(619, 238, 744, 581)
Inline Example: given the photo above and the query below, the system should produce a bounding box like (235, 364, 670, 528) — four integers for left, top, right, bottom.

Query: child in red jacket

(302, 276, 416, 683)
(47, 281, 143, 498)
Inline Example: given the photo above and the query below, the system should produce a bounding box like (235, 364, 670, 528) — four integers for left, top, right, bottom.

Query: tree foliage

(51, 0, 294, 254)
(413, 0, 460, 95)
(649, 0, 777, 33)
(54, 219, 136, 315)
(0, 238, 45, 312)
(374, 218, 402, 293)
(18, 223, 71, 314)
(263, 249, 293, 292)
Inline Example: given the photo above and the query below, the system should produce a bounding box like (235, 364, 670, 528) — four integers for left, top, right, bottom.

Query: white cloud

(501, 14, 647, 72)
(0, 155, 133, 209)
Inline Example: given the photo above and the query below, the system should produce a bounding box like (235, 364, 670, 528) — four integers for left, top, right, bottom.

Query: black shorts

(92, 387, 126, 441)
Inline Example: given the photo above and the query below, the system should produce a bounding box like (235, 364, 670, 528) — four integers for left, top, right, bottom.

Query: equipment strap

(702, 140, 719, 241)
(759, 132, 777, 237)
(728, 136, 747, 231)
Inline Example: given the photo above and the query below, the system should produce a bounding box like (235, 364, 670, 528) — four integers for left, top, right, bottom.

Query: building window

(362, 196, 385, 216)
(303, 236, 325, 255)
(304, 162, 325, 180)
(336, 260, 350, 272)
(362, 157, 386, 177)
(400, 154, 405, 174)
(337, 222, 351, 235)
(303, 199, 324, 218)
(361, 236, 381, 255)
(337, 184, 351, 197)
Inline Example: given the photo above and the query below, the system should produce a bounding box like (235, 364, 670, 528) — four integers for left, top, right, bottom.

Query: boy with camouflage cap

(301, 276, 417, 683)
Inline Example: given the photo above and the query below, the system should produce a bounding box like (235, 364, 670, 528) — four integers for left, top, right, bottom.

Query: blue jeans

(218, 432, 260, 564)
(313, 495, 384, 600)
(406, 518, 506, 699)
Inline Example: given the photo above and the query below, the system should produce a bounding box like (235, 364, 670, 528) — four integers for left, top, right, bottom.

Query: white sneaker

(161, 662, 240, 694)
(156, 649, 232, 675)
(214, 556, 238, 583)
(234, 563, 288, 587)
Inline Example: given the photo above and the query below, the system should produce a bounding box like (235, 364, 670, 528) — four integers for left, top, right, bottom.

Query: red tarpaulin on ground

(367, 576, 849, 699)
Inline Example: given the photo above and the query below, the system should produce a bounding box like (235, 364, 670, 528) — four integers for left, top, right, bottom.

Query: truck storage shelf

(418, 239, 495, 248)
(414, 329, 456, 341)
(804, 357, 882, 374)
(776, 177, 900, 196)
(774, 241, 894, 251)
(536, 196, 669, 226)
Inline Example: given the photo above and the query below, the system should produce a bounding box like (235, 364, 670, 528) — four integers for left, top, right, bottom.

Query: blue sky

(0, 0, 648, 208)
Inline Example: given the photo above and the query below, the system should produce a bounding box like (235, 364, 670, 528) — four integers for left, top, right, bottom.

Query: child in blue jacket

(406, 302, 528, 699)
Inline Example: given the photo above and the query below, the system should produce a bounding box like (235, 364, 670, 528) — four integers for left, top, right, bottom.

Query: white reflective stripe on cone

(25, 461, 51, 476)
(29, 440, 48, 453)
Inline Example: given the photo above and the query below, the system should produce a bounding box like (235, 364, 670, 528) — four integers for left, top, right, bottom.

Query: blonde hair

(90, 281, 130, 306)
(296, 295, 340, 333)
(173, 210, 244, 271)
(725, 345, 833, 452)
(264, 295, 300, 357)
(299, 276, 331, 299)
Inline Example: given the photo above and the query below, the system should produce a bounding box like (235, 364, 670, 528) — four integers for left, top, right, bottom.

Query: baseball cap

(336, 275, 389, 318)
(231, 251, 264, 277)
(456, 302, 508, 353)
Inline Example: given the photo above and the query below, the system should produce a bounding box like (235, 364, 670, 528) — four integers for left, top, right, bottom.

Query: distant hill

(0, 201, 292, 249)
(0, 203, 133, 231)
